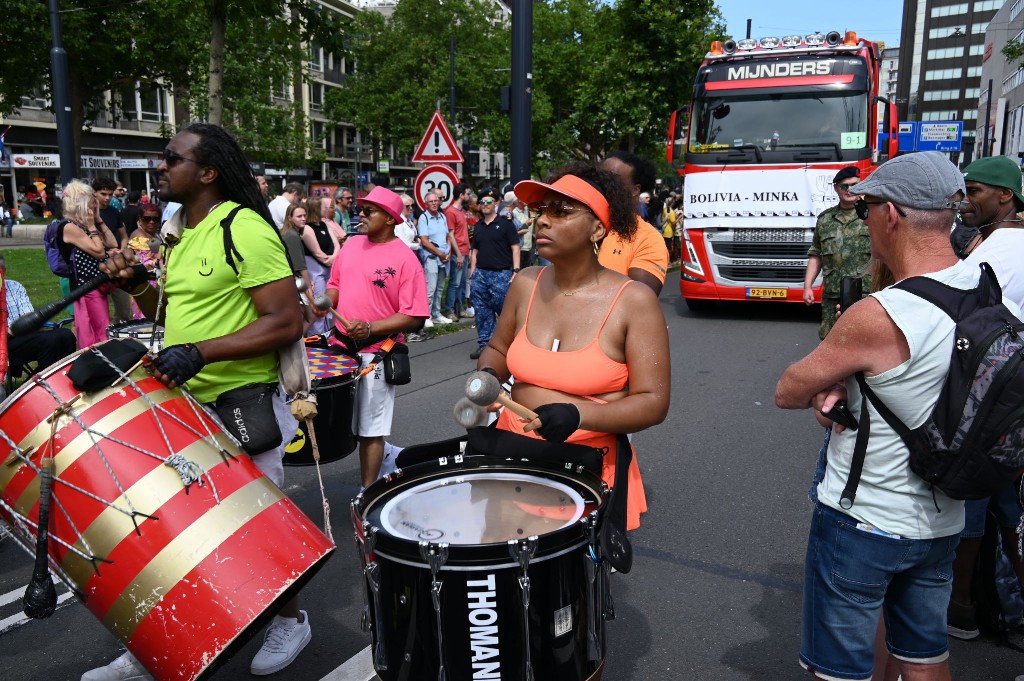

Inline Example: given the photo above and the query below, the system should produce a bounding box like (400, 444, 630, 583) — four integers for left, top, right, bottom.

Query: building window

(309, 82, 323, 112)
(20, 88, 48, 110)
(1003, 69, 1024, 95)
(119, 82, 168, 122)
(927, 47, 964, 59)
(921, 111, 958, 121)
(974, 0, 1001, 11)
(308, 44, 323, 73)
(931, 3, 968, 17)
(968, 66, 982, 78)
(1013, 0, 1024, 21)
(271, 77, 289, 101)
(969, 44, 985, 56)
(963, 110, 978, 120)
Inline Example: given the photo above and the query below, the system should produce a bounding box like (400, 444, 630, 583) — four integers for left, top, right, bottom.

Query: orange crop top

(506, 267, 631, 397)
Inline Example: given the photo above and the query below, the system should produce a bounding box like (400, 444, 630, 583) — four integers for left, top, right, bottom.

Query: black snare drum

(106, 320, 164, 353)
(283, 346, 359, 466)
(352, 455, 611, 681)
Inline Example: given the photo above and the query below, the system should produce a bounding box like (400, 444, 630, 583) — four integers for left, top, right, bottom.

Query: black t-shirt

(121, 204, 140, 233)
(100, 205, 124, 246)
(303, 221, 334, 257)
(471, 215, 519, 270)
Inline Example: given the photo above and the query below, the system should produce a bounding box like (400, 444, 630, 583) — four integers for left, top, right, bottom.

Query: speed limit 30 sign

(414, 165, 461, 211)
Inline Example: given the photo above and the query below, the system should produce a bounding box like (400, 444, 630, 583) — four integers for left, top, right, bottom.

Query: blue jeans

(801, 502, 958, 680)
(423, 256, 449, 319)
(962, 483, 1024, 537)
(470, 269, 513, 347)
(444, 256, 470, 314)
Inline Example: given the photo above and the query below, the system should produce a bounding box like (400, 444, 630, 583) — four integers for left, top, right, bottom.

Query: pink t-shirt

(326, 235, 429, 352)
(444, 205, 470, 255)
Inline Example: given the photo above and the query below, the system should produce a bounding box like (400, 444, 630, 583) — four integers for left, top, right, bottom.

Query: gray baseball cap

(850, 151, 966, 210)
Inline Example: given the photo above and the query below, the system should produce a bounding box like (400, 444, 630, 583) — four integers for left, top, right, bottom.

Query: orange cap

(513, 175, 612, 228)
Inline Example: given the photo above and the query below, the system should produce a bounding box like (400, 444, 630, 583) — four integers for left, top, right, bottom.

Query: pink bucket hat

(361, 186, 403, 223)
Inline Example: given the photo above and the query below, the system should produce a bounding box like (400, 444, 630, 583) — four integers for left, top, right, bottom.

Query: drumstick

(11, 264, 151, 337)
(464, 371, 539, 421)
(312, 295, 351, 327)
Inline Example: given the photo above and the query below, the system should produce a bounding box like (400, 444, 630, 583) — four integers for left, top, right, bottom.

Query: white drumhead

(378, 472, 586, 545)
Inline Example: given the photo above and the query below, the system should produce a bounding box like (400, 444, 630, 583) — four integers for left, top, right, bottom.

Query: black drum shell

(283, 371, 357, 466)
(353, 456, 608, 681)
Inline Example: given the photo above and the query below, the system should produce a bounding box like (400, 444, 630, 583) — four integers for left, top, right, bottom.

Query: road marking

(320, 645, 376, 681)
(0, 590, 75, 634)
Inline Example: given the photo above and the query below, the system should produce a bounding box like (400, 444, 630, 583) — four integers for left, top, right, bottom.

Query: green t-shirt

(163, 202, 292, 402)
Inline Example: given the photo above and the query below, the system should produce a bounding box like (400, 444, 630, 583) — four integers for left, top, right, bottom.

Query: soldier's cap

(962, 156, 1024, 210)
(850, 151, 965, 210)
(478, 187, 500, 202)
(832, 166, 860, 184)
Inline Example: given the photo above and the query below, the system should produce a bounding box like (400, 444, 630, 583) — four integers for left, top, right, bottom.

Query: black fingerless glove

(154, 343, 206, 385)
(534, 403, 582, 443)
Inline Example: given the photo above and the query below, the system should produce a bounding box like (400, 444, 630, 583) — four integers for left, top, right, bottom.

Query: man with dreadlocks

(88, 124, 311, 679)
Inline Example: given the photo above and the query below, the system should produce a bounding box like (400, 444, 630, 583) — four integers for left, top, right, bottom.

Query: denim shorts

(961, 482, 1023, 538)
(800, 503, 959, 680)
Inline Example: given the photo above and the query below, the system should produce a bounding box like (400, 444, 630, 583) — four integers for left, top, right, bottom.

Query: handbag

(210, 383, 282, 455)
(382, 342, 411, 385)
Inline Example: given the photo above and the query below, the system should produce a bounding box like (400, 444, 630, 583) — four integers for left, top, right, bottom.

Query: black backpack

(840, 263, 1024, 508)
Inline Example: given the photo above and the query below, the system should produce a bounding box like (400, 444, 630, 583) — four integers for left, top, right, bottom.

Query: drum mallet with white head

(464, 371, 539, 422)
(453, 396, 491, 428)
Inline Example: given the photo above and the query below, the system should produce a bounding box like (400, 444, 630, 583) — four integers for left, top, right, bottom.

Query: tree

(323, 0, 510, 165)
(0, 0, 346, 171)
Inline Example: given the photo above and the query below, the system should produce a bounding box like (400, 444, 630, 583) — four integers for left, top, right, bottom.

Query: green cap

(962, 156, 1024, 210)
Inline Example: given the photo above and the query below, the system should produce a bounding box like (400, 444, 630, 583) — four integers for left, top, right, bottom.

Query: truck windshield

(689, 91, 869, 154)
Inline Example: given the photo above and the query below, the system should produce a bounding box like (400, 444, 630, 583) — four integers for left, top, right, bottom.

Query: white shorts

(352, 353, 395, 438)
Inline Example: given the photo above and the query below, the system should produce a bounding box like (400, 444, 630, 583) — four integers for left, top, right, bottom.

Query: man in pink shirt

(321, 187, 429, 487)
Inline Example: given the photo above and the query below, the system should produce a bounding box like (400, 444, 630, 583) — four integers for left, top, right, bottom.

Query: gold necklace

(560, 276, 599, 296)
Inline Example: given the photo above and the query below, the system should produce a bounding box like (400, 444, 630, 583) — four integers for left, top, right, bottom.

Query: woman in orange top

(477, 162, 671, 530)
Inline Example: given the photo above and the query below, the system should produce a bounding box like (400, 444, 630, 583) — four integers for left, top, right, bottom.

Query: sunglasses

(337, 196, 353, 202)
(162, 147, 201, 167)
(139, 215, 160, 223)
(835, 182, 859, 191)
(479, 198, 496, 205)
(527, 200, 592, 219)
(359, 204, 378, 216)
(855, 199, 907, 221)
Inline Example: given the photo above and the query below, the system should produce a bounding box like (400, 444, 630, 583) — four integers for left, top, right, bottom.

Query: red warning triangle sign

(411, 111, 464, 163)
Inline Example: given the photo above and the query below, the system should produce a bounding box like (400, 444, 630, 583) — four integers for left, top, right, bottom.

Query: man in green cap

(803, 166, 873, 340)
(946, 155, 1024, 642)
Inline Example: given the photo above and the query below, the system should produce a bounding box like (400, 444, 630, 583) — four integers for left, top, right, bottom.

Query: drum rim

(355, 457, 606, 567)
(0, 346, 88, 409)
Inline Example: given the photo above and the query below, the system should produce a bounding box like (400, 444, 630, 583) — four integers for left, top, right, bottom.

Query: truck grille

(718, 265, 806, 283)
(733, 229, 809, 243)
(712, 243, 811, 258)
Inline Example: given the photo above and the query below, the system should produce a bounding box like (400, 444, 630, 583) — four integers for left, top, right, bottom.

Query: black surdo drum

(352, 453, 612, 681)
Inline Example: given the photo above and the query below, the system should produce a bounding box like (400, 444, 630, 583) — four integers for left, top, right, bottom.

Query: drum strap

(600, 433, 633, 574)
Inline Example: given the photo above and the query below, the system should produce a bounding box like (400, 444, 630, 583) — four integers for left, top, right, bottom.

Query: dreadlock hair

(548, 161, 637, 242)
(182, 123, 275, 228)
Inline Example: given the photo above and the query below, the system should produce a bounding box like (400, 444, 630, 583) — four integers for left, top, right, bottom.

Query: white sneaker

(433, 314, 453, 324)
(81, 651, 153, 681)
(423, 318, 434, 329)
(250, 610, 311, 675)
(463, 306, 475, 318)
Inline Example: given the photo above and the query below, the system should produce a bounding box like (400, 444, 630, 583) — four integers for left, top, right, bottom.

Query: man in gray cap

(776, 151, 982, 681)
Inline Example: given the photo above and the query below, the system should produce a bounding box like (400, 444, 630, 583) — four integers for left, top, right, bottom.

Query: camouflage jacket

(808, 204, 872, 299)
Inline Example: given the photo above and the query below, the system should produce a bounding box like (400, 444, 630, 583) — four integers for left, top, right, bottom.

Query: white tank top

(817, 260, 981, 539)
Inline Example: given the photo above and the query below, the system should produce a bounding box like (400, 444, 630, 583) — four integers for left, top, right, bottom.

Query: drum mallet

(453, 396, 490, 428)
(464, 371, 539, 422)
(312, 294, 351, 327)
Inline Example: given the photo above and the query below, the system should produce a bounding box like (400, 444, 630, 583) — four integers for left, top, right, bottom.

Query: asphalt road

(1, 271, 1020, 680)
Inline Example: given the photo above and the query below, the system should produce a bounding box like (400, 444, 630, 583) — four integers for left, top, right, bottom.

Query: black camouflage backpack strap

(839, 373, 877, 509)
(220, 206, 245, 275)
(894, 263, 1003, 319)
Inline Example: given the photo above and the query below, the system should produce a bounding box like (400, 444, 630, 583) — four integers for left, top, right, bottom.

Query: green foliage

(1003, 38, 1024, 65)
(0, 248, 66, 309)
(324, 0, 510, 157)
(0, 0, 344, 170)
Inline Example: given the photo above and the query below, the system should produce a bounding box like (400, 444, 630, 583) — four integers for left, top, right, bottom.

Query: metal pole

(510, 0, 533, 184)
(746, 19, 752, 40)
(982, 78, 993, 159)
(48, 0, 76, 184)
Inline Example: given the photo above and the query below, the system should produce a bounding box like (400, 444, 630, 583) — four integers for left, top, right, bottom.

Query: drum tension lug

(419, 541, 450, 681)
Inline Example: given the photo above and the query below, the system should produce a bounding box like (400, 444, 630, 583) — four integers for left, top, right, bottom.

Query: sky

(716, 0, 905, 48)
